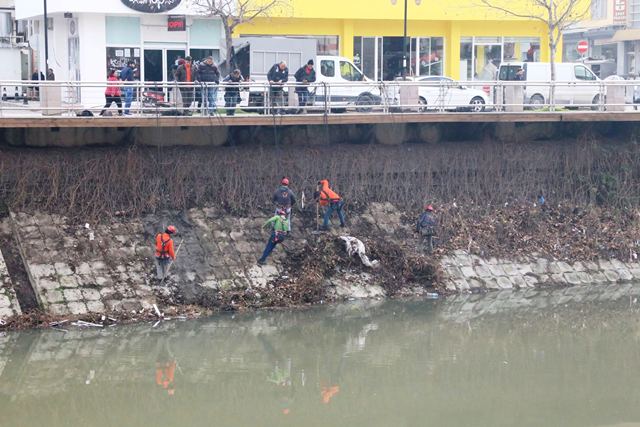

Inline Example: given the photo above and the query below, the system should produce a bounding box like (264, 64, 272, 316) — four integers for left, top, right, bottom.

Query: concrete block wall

(0, 247, 21, 321)
(441, 250, 640, 292)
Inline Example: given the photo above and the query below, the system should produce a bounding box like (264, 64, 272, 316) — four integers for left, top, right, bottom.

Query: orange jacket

(318, 180, 341, 207)
(156, 361, 176, 389)
(155, 233, 175, 259)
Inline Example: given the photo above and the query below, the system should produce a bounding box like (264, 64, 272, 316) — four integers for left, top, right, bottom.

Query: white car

(416, 76, 490, 112)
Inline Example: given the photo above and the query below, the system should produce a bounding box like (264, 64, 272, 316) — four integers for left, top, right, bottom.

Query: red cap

(166, 225, 177, 234)
(281, 177, 289, 186)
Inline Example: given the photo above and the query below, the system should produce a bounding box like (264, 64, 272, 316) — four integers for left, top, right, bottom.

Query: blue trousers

(297, 90, 310, 107)
(259, 232, 281, 262)
(123, 87, 133, 114)
(323, 200, 346, 228)
(205, 86, 218, 115)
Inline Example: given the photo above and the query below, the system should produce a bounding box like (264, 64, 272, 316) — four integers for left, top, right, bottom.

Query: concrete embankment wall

(441, 251, 640, 292)
(0, 203, 638, 323)
(0, 119, 636, 147)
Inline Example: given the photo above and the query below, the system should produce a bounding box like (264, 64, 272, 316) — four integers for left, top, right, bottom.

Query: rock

(604, 270, 620, 282)
(67, 302, 88, 315)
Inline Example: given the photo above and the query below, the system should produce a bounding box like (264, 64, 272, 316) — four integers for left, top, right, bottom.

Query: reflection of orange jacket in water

(156, 361, 176, 390)
(321, 385, 340, 404)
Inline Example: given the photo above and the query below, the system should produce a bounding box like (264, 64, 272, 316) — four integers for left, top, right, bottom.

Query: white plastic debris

(84, 223, 90, 229)
(152, 304, 163, 318)
(85, 370, 95, 385)
(339, 236, 380, 268)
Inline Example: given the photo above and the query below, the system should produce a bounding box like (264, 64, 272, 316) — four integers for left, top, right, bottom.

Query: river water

(2, 284, 640, 427)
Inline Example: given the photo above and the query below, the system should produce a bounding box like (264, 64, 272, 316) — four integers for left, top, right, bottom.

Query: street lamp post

(392, 0, 421, 79)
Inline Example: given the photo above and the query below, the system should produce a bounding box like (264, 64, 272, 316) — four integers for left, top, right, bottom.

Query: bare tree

(190, 0, 292, 71)
(479, 0, 589, 103)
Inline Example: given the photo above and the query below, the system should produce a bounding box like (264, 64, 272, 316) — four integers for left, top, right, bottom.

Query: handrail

(0, 78, 638, 117)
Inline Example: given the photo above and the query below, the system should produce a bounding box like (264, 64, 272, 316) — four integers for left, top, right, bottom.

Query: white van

(498, 62, 601, 107)
(312, 55, 382, 109)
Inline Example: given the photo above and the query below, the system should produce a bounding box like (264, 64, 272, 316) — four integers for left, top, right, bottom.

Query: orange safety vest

(156, 361, 176, 389)
(155, 233, 175, 259)
(318, 180, 341, 207)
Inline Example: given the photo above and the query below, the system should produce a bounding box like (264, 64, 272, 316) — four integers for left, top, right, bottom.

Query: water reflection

(2, 284, 640, 426)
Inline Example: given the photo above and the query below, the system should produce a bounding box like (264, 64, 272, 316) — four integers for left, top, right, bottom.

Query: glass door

(166, 49, 186, 81)
(143, 49, 163, 82)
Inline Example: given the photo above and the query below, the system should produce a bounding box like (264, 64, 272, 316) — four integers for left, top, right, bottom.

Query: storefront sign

(120, 0, 182, 13)
(614, 0, 627, 25)
(167, 15, 186, 31)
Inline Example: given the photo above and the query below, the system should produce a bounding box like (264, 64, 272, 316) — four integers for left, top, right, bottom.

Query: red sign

(167, 15, 186, 32)
(577, 40, 588, 55)
(614, 0, 627, 24)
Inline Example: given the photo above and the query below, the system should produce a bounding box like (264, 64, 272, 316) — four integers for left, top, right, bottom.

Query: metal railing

(0, 78, 638, 118)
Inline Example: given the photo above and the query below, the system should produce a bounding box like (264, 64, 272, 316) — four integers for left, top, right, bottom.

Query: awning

(594, 38, 616, 46)
(611, 29, 640, 42)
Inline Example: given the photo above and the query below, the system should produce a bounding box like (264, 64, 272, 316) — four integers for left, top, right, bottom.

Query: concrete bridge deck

(0, 111, 639, 128)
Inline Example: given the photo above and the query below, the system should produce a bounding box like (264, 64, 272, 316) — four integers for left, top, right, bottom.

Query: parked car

(498, 62, 602, 108)
(414, 76, 490, 112)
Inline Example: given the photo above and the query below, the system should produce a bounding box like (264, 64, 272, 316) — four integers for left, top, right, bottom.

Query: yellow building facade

(238, 0, 588, 80)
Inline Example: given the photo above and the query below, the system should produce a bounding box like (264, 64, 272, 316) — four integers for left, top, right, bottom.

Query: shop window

(460, 39, 473, 81)
(321, 60, 335, 77)
(106, 47, 141, 78)
(591, 0, 607, 20)
(105, 16, 141, 46)
(504, 38, 540, 62)
(340, 60, 363, 81)
(417, 37, 444, 76)
(190, 48, 221, 64)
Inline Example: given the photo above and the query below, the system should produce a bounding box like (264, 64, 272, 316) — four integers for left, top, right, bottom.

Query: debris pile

(436, 203, 640, 261)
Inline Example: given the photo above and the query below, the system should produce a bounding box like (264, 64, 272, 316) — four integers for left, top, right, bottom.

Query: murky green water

(2, 284, 640, 427)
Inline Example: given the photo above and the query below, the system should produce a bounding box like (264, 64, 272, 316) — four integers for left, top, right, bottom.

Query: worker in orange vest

(316, 179, 346, 230)
(155, 225, 177, 280)
(156, 360, 176, 396)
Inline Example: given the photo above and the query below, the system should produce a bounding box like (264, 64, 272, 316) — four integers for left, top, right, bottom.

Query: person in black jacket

(267, 61, 288, 114)
(272, 177, 297, 231)
(294, 60, 316, 111)
(223, 69, 243, 116)
(196, 56, 221, 116)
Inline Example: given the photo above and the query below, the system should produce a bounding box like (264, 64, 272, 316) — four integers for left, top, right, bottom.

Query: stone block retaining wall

(0, 204, 639, 322)
(441, 250, 640, 292)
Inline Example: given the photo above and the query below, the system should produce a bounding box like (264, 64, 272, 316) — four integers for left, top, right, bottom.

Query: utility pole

(43, 0, 49, 71)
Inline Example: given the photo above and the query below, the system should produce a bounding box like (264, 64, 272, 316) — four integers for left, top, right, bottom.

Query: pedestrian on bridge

(273, 177, 297, 232)
(416, 205, 437, 253)
(155, 225, 177, 281)
(294, 60, 316, 112)
(223, 69, 243, 116)
(176, 56, 196, 115)
(100, 69, 122, 116)
(267, 60, 289, 114)
(120, 61, 135, 115)
(196, 56, 220, 116)
(316, 179, 346, 230)
(258, 210, 289, 265)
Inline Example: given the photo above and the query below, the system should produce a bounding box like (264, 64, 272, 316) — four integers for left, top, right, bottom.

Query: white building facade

(16, 0, 224, 107)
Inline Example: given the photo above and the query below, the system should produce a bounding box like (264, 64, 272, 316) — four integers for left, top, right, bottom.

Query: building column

(617, 42, 625, 75)
(342, 19, 354, 60)
(447, 21, 461, 80)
